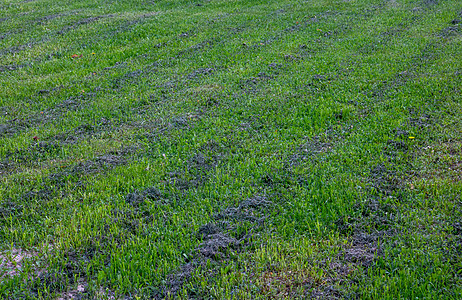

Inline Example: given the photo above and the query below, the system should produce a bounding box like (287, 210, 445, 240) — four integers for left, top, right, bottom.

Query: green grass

(0, 0, 461, 299)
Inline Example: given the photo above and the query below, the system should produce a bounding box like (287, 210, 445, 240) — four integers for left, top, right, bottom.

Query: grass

(0, 0, 461, 298)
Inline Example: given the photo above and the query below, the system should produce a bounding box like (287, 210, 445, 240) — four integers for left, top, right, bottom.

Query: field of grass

(0, 0, 461, 298)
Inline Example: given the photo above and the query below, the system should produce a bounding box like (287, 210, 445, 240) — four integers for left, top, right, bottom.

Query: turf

(0, 0, 461, 299)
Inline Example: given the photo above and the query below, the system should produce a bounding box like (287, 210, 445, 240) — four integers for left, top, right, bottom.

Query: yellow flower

(409, 136, 415, 139)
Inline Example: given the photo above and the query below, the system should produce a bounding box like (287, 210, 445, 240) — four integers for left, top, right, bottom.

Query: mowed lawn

(0, 0, 461, 298)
